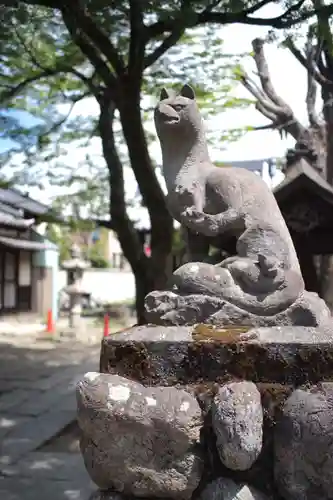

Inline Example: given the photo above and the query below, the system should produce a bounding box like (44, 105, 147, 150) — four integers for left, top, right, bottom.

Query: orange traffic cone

(103, 314, 109, 337)
(46, 309, 54, 334)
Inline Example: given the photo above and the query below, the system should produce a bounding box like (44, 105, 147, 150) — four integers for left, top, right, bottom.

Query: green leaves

(0, 0, 266, 228)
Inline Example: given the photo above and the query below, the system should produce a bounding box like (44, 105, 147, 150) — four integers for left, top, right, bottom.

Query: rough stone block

(212, 381, 263, 471)
(100, 325, 333, 386)
(200, 477, 269, 500)
(79, 323, 333, 500)
(274, 384, 333, 500)
(77, 372, 203, 498)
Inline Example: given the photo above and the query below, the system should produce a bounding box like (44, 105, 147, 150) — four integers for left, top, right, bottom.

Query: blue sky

(1, 3, 316, 213)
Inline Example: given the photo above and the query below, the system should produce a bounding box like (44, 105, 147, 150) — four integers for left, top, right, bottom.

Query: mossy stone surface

(100, 325, 333, 386)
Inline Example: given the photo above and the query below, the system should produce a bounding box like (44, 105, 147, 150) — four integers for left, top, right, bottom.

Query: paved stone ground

(0, 330, 104, 499)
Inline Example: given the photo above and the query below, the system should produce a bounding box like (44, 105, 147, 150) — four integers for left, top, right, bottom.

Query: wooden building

(274, 159, 333, 294)
(0, 187, 59, 315)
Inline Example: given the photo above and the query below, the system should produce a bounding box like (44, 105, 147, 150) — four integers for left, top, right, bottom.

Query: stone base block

(100, 324, 333, 386)
(77, 324, 333, 500)
(145, 290, 331, 328)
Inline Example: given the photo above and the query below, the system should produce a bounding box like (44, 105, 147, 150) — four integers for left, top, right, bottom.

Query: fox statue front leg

(181, 206, 245, 238)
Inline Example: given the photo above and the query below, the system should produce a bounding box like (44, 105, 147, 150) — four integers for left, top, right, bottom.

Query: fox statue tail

(172, 257, 304, 316)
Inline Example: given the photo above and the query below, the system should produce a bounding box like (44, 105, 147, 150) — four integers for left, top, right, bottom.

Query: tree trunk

(99, 100, 153, 323)
(318, 88, 333, 310)
(99, 89, 173, 323)
(134, 269, 154, 325)
(118, 92, 174, 293)
(323, 90, 333, 185)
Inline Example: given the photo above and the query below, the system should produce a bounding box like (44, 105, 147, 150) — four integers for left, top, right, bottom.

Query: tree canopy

(4, 0, 333, 31)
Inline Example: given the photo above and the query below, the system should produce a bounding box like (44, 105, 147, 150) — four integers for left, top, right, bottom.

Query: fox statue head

(154, 84, 204, 143)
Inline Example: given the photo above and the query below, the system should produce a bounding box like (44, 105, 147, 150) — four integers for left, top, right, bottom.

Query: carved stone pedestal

(77, 324, 333, 500)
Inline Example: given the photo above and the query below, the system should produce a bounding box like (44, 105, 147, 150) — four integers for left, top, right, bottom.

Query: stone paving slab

(1, 452, 90, 481)
(30, 365, 87, 391)
(1, 410, 76, 465)
(0, 335, 102, 499)
(59, 392, 79, 413)
(0, 347, 100, 465)
(0, 475, 95, 500)
(0, 367, 60, 381)
(0, 361, 94, 393)
(0, 389, 32, 412)
(0, 416, 30, 441)
(9, 376, 81, 417)
(0, 345, 99, 409)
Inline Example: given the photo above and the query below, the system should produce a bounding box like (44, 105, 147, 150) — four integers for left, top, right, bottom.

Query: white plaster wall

(32, 234, 60, 320)
(108, 231, 122, 258)
(58, 268, 135, 303)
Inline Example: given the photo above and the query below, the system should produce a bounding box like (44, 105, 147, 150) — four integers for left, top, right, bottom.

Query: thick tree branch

(240, 70, 289, 118)
(252, 123, 280, 131)
(306, 70, 319, 127)
(144, 28, 184, 69)
(61, 2, 125, 77)
(145, 1, 273, 38)
(235, 0, 273, 16)
(98, 98, 147, 274)
(69, 68, 101, 96)
(61, 9, 116, 88)
(144, 0, 192, 69)
(0, 69, 60, 102)
(313, 0, 333, 74)
(285, 36, 332, 87)
(144, 0, 313, 77)
(240, 74, 273, 112)
(238, 71, 266, 100)
(305, 38, 320, 128)
(255, 101, 278, 122)
(252, 38, 292, 109)
(240, 39, 306, 141)
(240, 36, 328, 177)
(128, 0, 145, 77)
(198, 0, 332, 29)
(146, 0, 332, 38)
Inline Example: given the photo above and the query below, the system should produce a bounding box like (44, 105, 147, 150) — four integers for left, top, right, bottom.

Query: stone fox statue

(154, 84, 304, 313)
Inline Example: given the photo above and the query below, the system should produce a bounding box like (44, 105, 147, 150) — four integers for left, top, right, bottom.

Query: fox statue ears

(159, 84, 196, 101)
(180, 84, 195, 100)
(160, 87, 171, 100)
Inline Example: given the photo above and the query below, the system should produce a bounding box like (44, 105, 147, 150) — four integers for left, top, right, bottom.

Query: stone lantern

(62, 243, 90, 329)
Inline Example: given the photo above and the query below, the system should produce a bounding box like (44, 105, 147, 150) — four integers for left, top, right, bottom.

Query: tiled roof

(0, 187, 49, 216)
(0, 213, 34, 229)
(219, 159, 266, 171)
(274, 159, 333, 204)
(0, 235, 52, 250)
